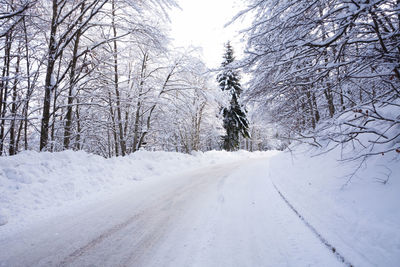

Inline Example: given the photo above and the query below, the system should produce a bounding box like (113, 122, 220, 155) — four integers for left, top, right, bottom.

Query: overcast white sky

(169, 0, 249, 69)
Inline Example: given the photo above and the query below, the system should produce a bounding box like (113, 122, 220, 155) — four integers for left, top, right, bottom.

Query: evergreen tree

(217, 42, 250, 151)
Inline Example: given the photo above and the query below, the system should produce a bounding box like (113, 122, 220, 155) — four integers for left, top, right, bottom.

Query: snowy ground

(0, 148, 399, 266)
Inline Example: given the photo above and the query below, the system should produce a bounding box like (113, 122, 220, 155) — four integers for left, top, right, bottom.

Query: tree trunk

(132, 52, 148, 152)
(40, 0, 58, 151)
(324, 87, 335, 118)
(107, 89, 119, 156)
(305, 88, 316, 129)
(16, 17, 33, 152)
(111, 0, 126, 156)
(64, 2, 85, 149)
(75, 98, 82, 150)
(0, 31, 12, 155)
(9, 50, 20, 155)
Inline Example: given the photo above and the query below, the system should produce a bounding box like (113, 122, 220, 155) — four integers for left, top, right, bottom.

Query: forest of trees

(0, 0, 237, 157)
(2, 0, 398, 159)
(236, 0, 400, 159)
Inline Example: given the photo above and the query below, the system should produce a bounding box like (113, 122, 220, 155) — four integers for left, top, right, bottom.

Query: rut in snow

(272, 183, 354, 267)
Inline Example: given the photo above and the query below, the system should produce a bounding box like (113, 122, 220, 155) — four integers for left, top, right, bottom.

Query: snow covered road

(1, 159, 344, 267)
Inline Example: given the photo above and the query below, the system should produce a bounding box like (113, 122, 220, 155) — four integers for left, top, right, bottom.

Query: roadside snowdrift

(0, 150, 267, 229)
(268, 145, 400, 267)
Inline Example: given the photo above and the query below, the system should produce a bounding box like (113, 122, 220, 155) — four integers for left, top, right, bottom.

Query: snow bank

(268, 144, 400, 267)
(0, 149, 267, 229)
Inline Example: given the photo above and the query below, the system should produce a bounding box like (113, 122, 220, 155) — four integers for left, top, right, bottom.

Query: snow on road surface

(1, 158, 343, 267)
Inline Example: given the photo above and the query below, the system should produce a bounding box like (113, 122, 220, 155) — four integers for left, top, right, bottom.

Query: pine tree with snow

(217, 42, 250, 151)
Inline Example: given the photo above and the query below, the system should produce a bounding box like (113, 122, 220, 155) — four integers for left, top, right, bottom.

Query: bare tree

(235, 0, 400, 158)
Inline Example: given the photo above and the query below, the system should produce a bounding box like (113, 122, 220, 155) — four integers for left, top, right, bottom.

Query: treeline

(0, 0, 226, 157)
(237, 0, 400, 159)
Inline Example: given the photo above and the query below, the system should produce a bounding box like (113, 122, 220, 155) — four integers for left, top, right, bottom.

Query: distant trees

(236, 0, 400, 158)
(217, 42, 249, 151)
(0, 0, 41, 156)
(150, 51, 222, 152)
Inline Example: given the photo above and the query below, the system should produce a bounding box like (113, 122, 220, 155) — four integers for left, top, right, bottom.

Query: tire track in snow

(59, 210, 145, 266)
(58, 183, 194, 266)
(59, 165, 236, 267)
(272, 183, 354, 267)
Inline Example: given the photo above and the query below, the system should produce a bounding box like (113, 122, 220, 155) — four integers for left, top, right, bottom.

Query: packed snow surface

(0, 148, 399, 266)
